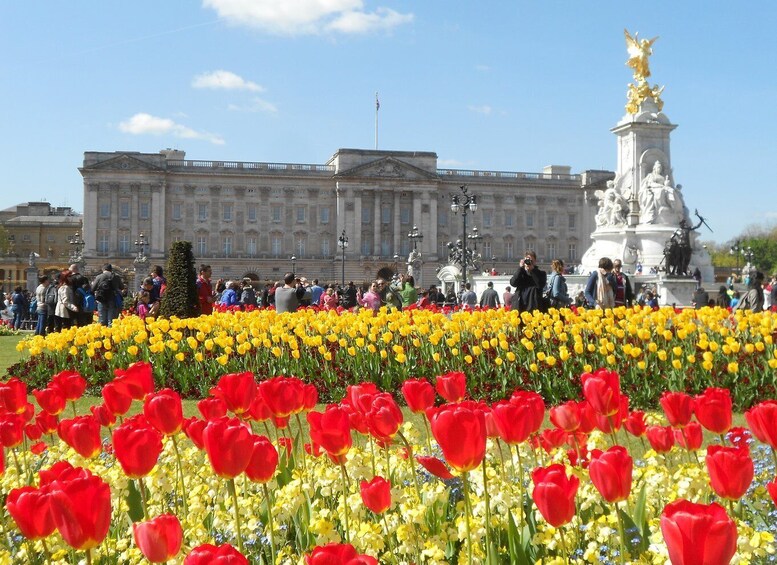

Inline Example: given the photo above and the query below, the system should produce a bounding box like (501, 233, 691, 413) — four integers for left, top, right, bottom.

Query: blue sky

(1, 1, 776, 244)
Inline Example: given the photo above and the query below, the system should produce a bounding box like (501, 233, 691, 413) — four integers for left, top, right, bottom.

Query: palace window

(296, 206, 306, 223)
(483, 241, 492, 259)
(547, 242, 557, 260)
(321, 239, 330, 256)
(172, 203, 182, 221)
(99, 203, 110, 218)
(381, 239, 391, 256)
(223, 236, 232, 256)
(526, 212, 534, 228)
(272, 206, 282, 223)
(197, 236, 207, 256)
(120, 201, 130, 219)
(361, 240, 371, 256)
(198, 203, 208, 221)
(247, 237, 258, 256)
(247, 205, 257, 222)
(98, 232, 109, 253)
(438, 209, 448, 226)
(381, 206, 391, 225)
(568, 243, 577, 262)
(119, 234, 130, 254)
(505, 211, 514, 228)
(505, 241, 514, 259)
(568, 214, 576, 229)
(483, 210, 493, 228)
(320, 206, 330, 224)
(139, 202, 150, 220)
(271, 236, 282, 257)
(547, 213, 556, 229)
(223, 204, 233, 222)
(400, 207, 410, 225)
(362, 207, 371, 224)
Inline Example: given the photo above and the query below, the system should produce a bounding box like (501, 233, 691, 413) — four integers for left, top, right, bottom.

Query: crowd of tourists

(4, 252, 776, 334)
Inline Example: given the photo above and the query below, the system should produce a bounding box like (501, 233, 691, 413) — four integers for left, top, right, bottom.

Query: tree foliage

(159, 241, 199, 319)
(702, 222, 777, 276)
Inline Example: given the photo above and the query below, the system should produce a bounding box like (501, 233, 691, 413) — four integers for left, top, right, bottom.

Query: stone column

(393, 191, 401, 255)
(373, 192, 381, 255)
(429, 191, 438, 259)
(83, 183, 99, 255)
(353, 189, 362, 257)
(151, 182, 165, 257)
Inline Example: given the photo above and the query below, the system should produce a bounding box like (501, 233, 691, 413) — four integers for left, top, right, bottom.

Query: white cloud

(203, 0, 413, 35)
(192, 70, 264, 92)
(468, 105, 493, 116)
(118, 113, 225, 145)
(438, 158, 465, 168)
(227, 97, 278, 113)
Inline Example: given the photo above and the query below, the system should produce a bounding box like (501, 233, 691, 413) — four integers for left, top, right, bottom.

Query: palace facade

(79, 148, 612, 285)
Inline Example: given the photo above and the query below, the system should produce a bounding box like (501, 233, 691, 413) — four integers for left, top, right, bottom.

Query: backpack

(94, 274, 114, 303)
(45, 285, 57, 308)
(241, 287, 257, 306)
(78, 288, 96, 312)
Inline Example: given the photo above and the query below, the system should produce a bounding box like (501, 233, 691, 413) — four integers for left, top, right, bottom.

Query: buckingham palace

(79, 147, 612, 284)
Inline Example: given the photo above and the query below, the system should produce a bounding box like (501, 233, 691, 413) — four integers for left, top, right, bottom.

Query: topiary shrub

(159, 241, 199, 319)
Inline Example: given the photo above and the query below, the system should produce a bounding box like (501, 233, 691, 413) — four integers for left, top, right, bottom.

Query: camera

(524, 258, 533, 266)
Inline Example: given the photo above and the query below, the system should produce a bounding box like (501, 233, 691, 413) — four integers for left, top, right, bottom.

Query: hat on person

(103, 263, 113, 272)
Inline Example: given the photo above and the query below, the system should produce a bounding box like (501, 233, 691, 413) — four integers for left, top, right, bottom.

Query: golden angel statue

(624, 29, 658, 82)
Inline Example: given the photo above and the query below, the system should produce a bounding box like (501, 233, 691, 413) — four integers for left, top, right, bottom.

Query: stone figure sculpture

(594, 181, 627, 227)
(663, 216, 703, 276)
(638, 161, 684, 224)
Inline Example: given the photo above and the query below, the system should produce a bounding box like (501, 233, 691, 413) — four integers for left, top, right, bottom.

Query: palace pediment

(83, 154, 165, 172)
(335, 157, 438, 181)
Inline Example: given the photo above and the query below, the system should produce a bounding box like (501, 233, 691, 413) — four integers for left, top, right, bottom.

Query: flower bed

(12, 306, 777, 409)
(0, 364, 776, 563)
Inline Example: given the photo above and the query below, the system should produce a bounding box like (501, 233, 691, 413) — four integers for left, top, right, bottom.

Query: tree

(159, 241, 199, 318)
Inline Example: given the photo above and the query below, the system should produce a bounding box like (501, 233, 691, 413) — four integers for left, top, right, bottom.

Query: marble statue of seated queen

(639, 160, 685, 225)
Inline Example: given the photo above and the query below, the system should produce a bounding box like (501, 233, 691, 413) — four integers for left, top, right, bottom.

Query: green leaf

(632, 482, 648, 533)
(125, 480, 144, 523)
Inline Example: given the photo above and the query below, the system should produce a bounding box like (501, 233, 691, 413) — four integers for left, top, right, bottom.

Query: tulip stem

(398, 431, 422, 502)
(41, 538, 52, 565)
(513, 444, 525, 528)
(422, 417, 433, 453)
(227, 478, 245, 554)
(384, 445, 392, 480)
(369, 437, 377, 476)
(559, 525, 570, 562)
(137, 477, 149, 519)
(10, 448, 23, 484)
(294, 413, 308, 474)
(171, 435, 189, 516)
(614, 501, 627, 563)
(461, 472, 474, 565)
(482, 457, 492, 562)
(262, 483, 277, 565)
(85, 548, 92, 565)
(71, 400, 77, 418)
(338, 461, 351, 544)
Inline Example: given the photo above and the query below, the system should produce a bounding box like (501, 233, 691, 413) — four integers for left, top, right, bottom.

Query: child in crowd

(137, 290, 151, 321)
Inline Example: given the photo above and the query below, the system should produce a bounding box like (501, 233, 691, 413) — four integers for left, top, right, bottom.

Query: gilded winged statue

(624, 29, 658, 82)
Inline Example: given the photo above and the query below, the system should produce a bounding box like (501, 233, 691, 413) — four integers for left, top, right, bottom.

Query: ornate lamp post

(291, 255, 297, 275)
(134, 233, 148, 262)
(729, 240, 742, 273)
(491, 255, 497, 273)
(68, 231, 85, 264)
(393, 254, 400, 275)
(743, 246, 754, 269)
(451, 185, 477, 285)
(407, 225, 423, 251)
(337, 230, 349, 287)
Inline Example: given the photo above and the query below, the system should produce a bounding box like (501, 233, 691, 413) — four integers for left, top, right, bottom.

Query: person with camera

(509, 250, 547, 312)
(275, 273, 308, 313)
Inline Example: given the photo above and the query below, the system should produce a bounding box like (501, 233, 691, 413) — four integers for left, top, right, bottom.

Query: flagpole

(375, 92, 379, 150)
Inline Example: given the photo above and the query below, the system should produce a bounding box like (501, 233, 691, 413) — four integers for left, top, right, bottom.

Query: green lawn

(0, 334, 25, 378)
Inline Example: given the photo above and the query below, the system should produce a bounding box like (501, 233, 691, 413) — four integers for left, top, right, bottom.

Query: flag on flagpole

(376, 92, 380, 111)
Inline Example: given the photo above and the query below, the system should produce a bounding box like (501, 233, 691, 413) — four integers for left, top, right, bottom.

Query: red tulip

(51, 371, 87, 401)
(247, 395, 272, 422)
(767, 479, 777, 508)
(307, 405, 352, 459)
(538, 428, 568, 453)
(133, 514, 183, 563)
(0, 377, 28, 414)
(245, 435, 278, 483)
(577, 400, 598, 434)
(90, 404, 117, 428)
(183, 417, 206, 450)
(0, 414, 25, 448)
(210, 372, 257, 417)
(401, 379, 436, 413)
(549, 401, 581, 432)
(39, 461, 87, 486)
(36, 411, 59, 435)
(491, 400, 534, 444)
(32, 386, 66, 415)
(360, 476, 391, 514)
(144, 388, 184, 435)
(705, 445, 754, 500)
(276, 436, 293, 458)
(435, 371, 467, 402)
(184, 543, 248, 564)
(531, 464, 579, 527)
(25, 422, 43, 441)
(660, 500, 737, 565)
(589, 446, 633, 503)
(344, 383, 380, 410)
(427, 403, 486, 473)
(30, 442, 47, 455)
(6, 486, 55, 540)
(259, 376, 305, 418)
(305, 543, 378, 565)
(416, 455, 454, 480)
(202, 417, 254, 478)
(581, 369, 621, 417)
(694, 388, 732, 435)
(48, 474, 112, 551)
(302, 384, 318, 411)
(112, 415, 164, 478)
(57, 415, 102, 458)
(197, 397, 228, 420)
(646, 425, 675, 454)
(660, 391, 695, 428)
(510, 390, 545, 433)
(113, 362, 155, 400)
(744, 400, 777, 449)
(102, 381, 133, 416)
(624, 410, 647, 438)
(674, 422, 703, 451)
(365, 393, 403, 443)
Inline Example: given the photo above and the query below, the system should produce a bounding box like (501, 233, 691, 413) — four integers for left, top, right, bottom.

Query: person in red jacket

(196, 264, 216, 315)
